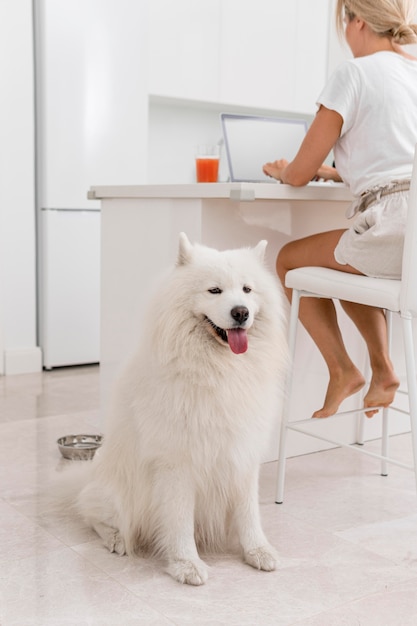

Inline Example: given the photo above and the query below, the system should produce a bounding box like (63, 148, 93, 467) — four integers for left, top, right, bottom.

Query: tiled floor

(1, 365, 417, 626)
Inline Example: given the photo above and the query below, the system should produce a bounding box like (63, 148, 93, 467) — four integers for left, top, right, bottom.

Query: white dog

(53, 233, 288, 585)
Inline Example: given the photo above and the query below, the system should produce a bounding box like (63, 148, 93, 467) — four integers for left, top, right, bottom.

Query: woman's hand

(263, 159, 342, 184)
(262, 159, 343, 183)
(262, 159, 289, 181)
(313, 163, 343, 182)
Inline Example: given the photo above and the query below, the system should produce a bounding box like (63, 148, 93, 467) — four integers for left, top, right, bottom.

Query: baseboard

(3, 347, 43, 375)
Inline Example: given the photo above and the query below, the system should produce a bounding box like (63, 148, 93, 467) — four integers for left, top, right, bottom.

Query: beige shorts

(334, 190, 409, 279)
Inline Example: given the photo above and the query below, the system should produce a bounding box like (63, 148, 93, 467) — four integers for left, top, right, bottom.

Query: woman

(263, 0, 417, 418)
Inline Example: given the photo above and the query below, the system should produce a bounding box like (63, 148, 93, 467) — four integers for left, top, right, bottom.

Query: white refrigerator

(39, 208, 100, 369)
(34, 0, 148, 368)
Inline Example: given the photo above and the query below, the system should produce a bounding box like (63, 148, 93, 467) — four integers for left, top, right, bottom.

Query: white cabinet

(293, 0, 331, 112)
(148, 0, 221, 102)
(148, 0, 331, 113)
(219, 0, 297, 110)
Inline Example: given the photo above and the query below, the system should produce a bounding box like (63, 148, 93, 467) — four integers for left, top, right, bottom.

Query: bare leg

(340, 301, 399, 417)
(276, 229, 398, 417)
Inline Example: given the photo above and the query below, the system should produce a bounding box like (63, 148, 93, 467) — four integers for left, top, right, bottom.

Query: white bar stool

(276, 145, 417, 503)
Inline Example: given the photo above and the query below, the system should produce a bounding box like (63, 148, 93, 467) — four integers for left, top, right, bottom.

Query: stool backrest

(400, 144, 417, 317)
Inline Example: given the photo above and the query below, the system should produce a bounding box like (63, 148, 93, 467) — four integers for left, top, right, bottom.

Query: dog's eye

(243, 286, 252, 293)
(208, 287, 222, 294)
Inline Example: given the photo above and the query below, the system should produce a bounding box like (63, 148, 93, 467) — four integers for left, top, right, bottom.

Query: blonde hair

(336, 0, 417, 44)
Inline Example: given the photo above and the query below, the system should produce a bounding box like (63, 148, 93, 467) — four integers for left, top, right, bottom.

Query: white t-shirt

(317, 51, 417, 197)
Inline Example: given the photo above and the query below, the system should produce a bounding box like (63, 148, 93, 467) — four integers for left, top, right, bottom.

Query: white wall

(0, 0, 41, 374)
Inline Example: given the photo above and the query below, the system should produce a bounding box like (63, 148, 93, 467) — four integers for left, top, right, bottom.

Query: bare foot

(363, 373, 400, 418)
(313, 368, 366, 418)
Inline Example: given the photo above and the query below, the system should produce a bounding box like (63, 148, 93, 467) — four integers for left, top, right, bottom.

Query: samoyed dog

(53, 233, 288, 585)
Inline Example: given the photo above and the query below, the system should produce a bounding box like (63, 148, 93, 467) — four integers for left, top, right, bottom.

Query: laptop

(220, 113, 308, 183)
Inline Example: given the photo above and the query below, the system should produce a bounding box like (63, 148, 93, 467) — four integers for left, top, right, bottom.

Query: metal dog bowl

(57, 434, 103, 460)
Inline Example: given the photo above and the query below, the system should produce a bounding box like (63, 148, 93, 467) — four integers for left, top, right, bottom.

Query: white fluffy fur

(51, 233, 289, 585)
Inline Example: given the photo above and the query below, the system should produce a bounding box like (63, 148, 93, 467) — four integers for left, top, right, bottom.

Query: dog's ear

(177, 232, 193, 265)
(253, 240, 267, 263)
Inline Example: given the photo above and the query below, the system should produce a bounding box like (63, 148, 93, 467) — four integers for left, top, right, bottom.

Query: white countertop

(88, 181, 354, 203)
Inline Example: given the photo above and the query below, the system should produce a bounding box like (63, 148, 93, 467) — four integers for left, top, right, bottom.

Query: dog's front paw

(166, 558, 209, 586)
(106, 530, 126, 556)
(244, 545, 278, 571)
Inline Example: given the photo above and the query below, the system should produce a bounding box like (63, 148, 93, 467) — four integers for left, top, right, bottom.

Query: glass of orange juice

(195, 145, 220, 183)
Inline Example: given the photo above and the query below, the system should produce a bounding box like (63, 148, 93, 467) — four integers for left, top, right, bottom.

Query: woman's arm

(262, 105, 344, 185)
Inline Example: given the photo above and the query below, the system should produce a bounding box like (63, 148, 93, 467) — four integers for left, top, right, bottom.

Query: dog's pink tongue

(227, 328, 248, 354)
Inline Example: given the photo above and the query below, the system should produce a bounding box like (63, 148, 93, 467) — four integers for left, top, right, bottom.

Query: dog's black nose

(231, 306, 249, 324)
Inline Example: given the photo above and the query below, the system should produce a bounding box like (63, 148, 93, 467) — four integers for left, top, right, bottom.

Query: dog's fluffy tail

(41, 462, 93, 517)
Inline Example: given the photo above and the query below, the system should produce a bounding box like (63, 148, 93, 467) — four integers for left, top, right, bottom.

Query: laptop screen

(221, 113, 308, 183)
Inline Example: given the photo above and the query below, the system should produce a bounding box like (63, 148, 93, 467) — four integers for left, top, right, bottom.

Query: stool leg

(401, 315, 417, 493)
(356, 353, 371, 445)
(381, 406, 389, 476)
(276, 289, 300, 504)
(381, 311, 393, 476)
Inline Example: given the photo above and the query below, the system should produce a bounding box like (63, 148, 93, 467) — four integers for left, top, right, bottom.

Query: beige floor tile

(1, 365, 416, 626)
